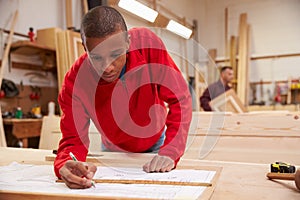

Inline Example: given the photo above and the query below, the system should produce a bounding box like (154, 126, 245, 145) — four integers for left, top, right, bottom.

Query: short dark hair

(220, 66, 233, 73)
(81, 6, 127, 41)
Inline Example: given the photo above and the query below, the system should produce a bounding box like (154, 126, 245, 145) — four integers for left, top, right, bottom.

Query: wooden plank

(287, 77, 292, 104)
(189, 112, 300, 135)
(39, 116, 61, 150)
(195, 65, 201, 111)
(230, 36, 237, 89)
(56, 30, 84, 93)
(36, 27, 62, 49)
(237, 13, 250, 106)
(65, 0, 74, 30)
(184, 135, 300, 165)
(0, 28, 29, 38)
(251, 52, 300, 60)
(56, 31, 68, 92)
(0, 11, 18, 147)
(0, 10, 18, 85)
(66, 31, 85, 65)
(224, 7, 229, 64)
(0, 107, 6, 147)
(207, 49, 217, 84)
(215, 52, 300, 63)
(81, 0, 88, 15)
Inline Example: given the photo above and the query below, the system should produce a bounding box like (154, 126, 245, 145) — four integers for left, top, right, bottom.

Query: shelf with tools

(9, 40, 57, 71)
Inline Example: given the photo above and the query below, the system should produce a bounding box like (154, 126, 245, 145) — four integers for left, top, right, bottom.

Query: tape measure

(271, 162, 296, 173)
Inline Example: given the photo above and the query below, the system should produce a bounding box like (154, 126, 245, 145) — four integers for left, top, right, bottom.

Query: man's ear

(126, 34, 131, 50)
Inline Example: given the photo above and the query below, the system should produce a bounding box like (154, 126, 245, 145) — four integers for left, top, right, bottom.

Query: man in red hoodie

(55, 6, 192, 189)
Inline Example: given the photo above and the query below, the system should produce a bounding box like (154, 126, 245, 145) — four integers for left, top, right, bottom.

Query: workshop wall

(198, 0, 300, 104)
(200, 0, 300, 57)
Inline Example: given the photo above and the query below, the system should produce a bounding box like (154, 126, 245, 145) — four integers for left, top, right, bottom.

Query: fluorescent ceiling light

(166, 20, 193, 39)
(118, 0, 158, 23)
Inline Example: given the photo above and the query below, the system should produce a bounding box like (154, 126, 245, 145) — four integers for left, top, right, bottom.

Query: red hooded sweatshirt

(54, 27, 192, 178)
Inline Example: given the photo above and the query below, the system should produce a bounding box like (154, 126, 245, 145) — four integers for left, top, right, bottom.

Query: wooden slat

(0, 107, 6, 147)
(251, 52, 300, 60)
(0, 10, 18, 85)
(65, 0, 73, 30)
(0, 11, 18, 147)
(0, 28, 29, 38)
(56, 31, 68, 92)
(224, 7, 229, 64)
(81, 0, 88, 15)
(287, 77, 292, 104)
(216, 52, 300, 63)
(195, 65, 200, 111)
(230, 36, 237, 83)
(237, 13, 250, 106)
(207, 49, 217, 84)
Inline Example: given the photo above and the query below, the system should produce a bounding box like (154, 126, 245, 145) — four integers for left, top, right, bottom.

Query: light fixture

(166, 20, 193, 39)
(118, 0, 158, 23)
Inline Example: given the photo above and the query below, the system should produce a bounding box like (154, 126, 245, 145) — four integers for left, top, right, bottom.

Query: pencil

(69, 152, 96, 187)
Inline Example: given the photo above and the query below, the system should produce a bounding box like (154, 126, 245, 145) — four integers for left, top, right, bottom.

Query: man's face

(221, 68, 234, 83)
(85, 30, 129, 82)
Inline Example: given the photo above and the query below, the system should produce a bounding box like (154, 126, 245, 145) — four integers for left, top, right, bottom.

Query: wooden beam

(251, 53, 300, 60)
(224, 7, 229, 65)
(0, 28, 28, 38)
(153, 0, 157, 10)
(215, 52, 300, 64)
(65, 0, 74, 30)
(237, 13, 250, 106)
(287, 77, 292, 104)
(0, 107, 6, 147)
(230, 36, 237, 83)
(207, 49, 217, 84)
(0, 10, 18, 147)
(0, 10, 18, 86)
(81, 0, 88, 15)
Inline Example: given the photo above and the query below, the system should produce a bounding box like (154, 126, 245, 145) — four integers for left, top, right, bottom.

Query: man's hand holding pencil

(59, 152, 97, 189)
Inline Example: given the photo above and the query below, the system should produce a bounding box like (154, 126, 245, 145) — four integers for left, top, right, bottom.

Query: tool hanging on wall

(29, 85, 41, 100)
(24, 72, 51, 85)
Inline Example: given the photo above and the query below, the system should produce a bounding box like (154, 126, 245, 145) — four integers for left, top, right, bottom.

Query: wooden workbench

(3, 118, 42, 148)
(184, 112, 300, 165)
(0, 147, 299, 199)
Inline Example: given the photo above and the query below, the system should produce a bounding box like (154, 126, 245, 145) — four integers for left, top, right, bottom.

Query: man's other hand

(143, 155, 174, 173)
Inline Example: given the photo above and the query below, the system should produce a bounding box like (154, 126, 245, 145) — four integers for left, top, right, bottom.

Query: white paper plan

(0, 162, 216, 199)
